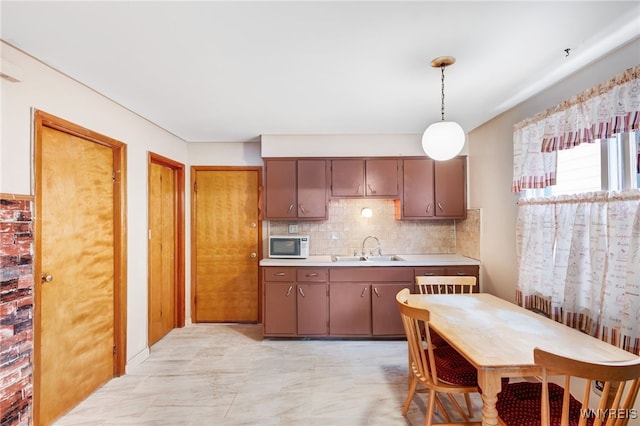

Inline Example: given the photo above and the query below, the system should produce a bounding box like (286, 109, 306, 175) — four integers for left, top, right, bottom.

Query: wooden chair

(497, 347, 640, 426)
(415, 275, 477, 295)
(396, 288, 481, 425)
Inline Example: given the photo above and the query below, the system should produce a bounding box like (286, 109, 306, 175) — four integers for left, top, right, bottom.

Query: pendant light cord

(440, 64, 446, 121)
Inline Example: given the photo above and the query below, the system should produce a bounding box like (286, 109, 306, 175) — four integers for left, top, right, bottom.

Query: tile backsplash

(267, 198, 480, 259)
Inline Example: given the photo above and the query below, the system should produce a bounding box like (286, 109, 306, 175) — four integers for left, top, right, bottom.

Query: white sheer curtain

(512, 65, 640, 192)
(516, 191, 640, 355)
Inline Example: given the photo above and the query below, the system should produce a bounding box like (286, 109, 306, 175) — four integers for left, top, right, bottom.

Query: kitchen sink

(331, 255, 405, 262)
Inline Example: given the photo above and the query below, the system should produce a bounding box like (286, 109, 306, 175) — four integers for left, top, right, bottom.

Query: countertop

(259, 254, 480, 267)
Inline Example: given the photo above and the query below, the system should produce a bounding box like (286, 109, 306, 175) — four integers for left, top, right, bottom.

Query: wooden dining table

(405, 293, 639, 426)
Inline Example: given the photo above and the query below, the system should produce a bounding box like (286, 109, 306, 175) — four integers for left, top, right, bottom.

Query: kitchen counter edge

(259, 254, 480, 267)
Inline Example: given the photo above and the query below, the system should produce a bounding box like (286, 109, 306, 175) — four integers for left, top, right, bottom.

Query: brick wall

(1, 196, 34, 426)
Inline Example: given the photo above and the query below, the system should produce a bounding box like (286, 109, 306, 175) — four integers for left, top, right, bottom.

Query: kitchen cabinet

(264, 159, 328, 220)
(399, 157, 466, 219)
(296, 269, 328, 335)
(329, 267, 413, 337)
(331, 159, 399, 198)
(262, 263, 479, 338)
(263, 267, 328, 337)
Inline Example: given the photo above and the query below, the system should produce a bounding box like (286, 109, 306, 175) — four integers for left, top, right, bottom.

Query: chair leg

(464, 392, 474, 417)
(446, 393, 470, 422)
(425, 391, 437, 426)
(402, 376, 419, 416)
(434, 394, 451, 423)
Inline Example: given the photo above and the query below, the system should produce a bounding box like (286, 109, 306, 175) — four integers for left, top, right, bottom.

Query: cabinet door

(264, 159, 297, 219)
(331, 159, 365, 197)
(434, 157, 466, 218)
(371, 283, 412, 336)
(263, 282, 297, 335)
(297, 283, 328, 335)
(365, 159, 399, 197)
(402, 158, 435, 218)
(297, 160, 327, 219)
(329, 283, 371, 335)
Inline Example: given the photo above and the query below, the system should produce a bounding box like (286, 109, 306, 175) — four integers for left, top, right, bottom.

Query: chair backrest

(415, 275, 477, 295)
(396, 288, 438, 385)
(534, 347, 640, 426)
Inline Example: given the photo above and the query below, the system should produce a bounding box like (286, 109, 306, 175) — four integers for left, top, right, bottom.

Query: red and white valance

(512, 65, 640, 192)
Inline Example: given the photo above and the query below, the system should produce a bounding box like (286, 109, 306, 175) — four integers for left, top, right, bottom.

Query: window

(525, 131, 639, 198)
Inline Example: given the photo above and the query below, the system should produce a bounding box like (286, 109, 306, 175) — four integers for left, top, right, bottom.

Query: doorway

(191, 167, 262, 323)
(148, 152, 185, 346)
(33, 110, 126, 425)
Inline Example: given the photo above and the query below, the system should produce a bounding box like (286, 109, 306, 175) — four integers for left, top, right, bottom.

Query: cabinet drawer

(263, 267, 296, 282)
(330, 267, 414, 282)
(414, 267, 447, 277)
(446, 265, 479, 277)
(297, 268, 328, 282)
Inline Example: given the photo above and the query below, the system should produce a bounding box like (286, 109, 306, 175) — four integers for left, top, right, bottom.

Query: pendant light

(421, 56, 465, 161)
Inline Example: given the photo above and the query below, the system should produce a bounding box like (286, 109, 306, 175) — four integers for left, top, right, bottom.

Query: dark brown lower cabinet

(297, 283, 328, 335)
(371, 283, 411, 336)
(329, 283, 372, 335)
(263, 264, 478, 337)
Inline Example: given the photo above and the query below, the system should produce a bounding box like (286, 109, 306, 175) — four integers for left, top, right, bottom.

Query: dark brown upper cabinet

(264, 159, 328, 220)
(331, 158, 399, 198)
(399, 157, 466, 219)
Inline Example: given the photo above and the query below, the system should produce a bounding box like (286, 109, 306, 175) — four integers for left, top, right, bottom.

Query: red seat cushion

(497, 382, 593, 426)
(429, 328, 450, 347)
(431, 345, 478, 386)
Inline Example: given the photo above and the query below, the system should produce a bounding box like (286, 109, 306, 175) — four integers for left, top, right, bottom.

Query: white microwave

(269, 235, 310, 259)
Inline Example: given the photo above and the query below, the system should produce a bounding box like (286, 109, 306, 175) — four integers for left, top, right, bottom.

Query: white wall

(0, 42, 189, 364)
(467, 38, 640, 302)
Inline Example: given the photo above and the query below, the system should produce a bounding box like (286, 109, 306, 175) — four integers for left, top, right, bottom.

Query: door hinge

(193, 181, 197, 192)
(113, 344, 117, 355)
(112, 171, 116, 182)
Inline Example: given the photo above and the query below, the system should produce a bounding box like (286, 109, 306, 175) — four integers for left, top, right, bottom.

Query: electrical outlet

(593, 380, 604, 396)
(288, 224, 298, 234)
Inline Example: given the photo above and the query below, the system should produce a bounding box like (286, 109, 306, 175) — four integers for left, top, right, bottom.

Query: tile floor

(53, 324, 483, 425)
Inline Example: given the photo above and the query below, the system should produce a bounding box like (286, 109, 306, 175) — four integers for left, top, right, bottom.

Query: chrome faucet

(361, 235, 381, 256)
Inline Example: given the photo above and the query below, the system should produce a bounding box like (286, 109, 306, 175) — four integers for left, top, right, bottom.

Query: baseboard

(125, 347, 150, 373)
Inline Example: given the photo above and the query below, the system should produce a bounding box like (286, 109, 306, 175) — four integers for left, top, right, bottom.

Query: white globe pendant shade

(421, 120, 465, 161)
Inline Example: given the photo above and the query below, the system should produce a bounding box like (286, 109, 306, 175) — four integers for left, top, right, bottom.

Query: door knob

(250, 252, 257, 258)
(41, 274, 53, 283)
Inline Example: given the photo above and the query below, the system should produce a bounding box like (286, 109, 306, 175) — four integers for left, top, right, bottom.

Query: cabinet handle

(356, 184, 362, 195)
(299, 204, 307, 214)
(437, 202, 444, 211)
(360, 287, 368, 297)
(274, 272, 286, 276)
(367, 184, 375, 194)
(456, 272, 466, 276)
(373, 287, 381, 298)
(306, 272, 318, 277)
(286, 286, 293, 296)
(299, 287, 306, 297)
(426, 203, 431, 213)
(423, 272, 435, 276)
(287, 204, 294, 213)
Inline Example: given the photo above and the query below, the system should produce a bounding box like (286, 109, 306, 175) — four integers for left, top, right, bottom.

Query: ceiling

(2, 1, 639, 143)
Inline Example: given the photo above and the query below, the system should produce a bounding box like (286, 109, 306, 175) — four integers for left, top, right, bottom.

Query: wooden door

(192, 167, 261, 322)
(148, 160, 176, 346)
(34, 111, 126, 425)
